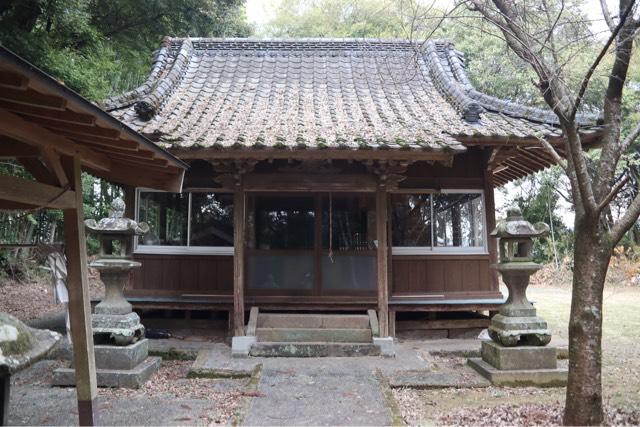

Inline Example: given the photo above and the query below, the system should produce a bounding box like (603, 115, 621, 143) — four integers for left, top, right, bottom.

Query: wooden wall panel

(129, 254, 234, 297)
(391, 255, 496, 297)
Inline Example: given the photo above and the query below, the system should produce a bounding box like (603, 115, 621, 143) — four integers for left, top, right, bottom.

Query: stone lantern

(54, 198, 160, 388)
(85, 197, 147, 345)
(489, 206, 551, 346)
(468, 206, 567, 386)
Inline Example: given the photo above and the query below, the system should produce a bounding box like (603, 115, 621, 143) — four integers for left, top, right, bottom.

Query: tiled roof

(104, 38, 599, 153)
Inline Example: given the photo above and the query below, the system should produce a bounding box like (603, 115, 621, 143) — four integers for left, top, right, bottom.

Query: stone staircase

(244, 309, 390, 357)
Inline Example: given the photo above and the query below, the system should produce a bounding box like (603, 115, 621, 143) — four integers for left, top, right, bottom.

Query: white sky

(244, 0, 615, 227)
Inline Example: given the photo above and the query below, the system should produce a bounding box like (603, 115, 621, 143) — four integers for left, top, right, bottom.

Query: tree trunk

(564, 219, 612, 425)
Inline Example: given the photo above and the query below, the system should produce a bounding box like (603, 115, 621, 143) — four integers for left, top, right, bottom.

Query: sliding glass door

(246, 193, 376, 297)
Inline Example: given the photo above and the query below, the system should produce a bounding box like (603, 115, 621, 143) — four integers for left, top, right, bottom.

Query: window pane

(190, 193, 234, 246)
(321, 256, 375, 291)
(322, 195, 375, 251)
(255, 196, 315, 250)
(391, 194, 432, 246)
(248, 255, 314, 290)
(138, 192, 188, 246)
(433, 193, 484, 247)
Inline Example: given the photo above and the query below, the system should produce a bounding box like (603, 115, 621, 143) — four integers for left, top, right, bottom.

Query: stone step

(249, 342, 381, 357)
(256, 327, 372, 343)
(257, 313, 370, 329)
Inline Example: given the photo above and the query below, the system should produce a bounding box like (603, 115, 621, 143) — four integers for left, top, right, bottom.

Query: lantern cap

(85, 197, 149, 236)
(490, 206, 549, 238)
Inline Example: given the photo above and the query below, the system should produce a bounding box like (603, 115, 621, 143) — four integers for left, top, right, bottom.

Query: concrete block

(249, 342, 380, 357)
(373, 337, 395, 357)
(256, 328, 372, 343)
(257, 313, 370, 329)
(94, 339, 149, 370)
(53, 356, 161, 388)
(231, 336, 256, 358)
(387, 370, 490, 389)
(481, 341, 557, 370)
(468, 358, 567, 387)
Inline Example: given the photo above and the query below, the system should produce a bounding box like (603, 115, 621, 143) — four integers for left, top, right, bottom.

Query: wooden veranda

(0, 46, 186, 425)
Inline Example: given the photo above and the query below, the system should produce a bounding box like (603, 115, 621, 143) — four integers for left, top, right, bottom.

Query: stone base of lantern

(468, 341, 567, 387)
(53, 339, 160, 389)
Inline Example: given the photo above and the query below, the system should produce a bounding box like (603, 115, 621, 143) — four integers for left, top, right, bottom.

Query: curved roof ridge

(104, 38, 194, 120)
(426, 40, 598, 126)
(103, 37, 173, 111)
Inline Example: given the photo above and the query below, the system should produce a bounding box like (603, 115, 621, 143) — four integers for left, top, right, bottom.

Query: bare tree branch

(610, 188, 640, 244)
(597, 175, 630, 213)
(600, 0, 617, 32)
(536, 135, 567, 171)
(570, 0, 636, 120)
(621, 120, 640, 150)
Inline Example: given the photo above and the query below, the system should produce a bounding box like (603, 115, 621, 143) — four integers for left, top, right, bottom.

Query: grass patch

(376, 369, 407, 427)
(232, 364, 263, 427)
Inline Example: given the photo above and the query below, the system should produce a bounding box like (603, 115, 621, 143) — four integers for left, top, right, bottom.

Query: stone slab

(189, 350, 258, 379)
(481, 340, 557, 370)
(52, 356, 160, 388)
(255, 327, 372, 343)
(373, 337, 395, 357)
(387, 369, 490, 389)
(468, 358, 567, 387)
(249, 342, 381, 357)
(258, 313, 370, 329)
(94, 339, 148, 370)
(231, 336, 256, 358)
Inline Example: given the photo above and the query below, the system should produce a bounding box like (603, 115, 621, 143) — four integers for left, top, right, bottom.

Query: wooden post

(376, 186, 389, 337)
(62, 156, 97, 426)
(233, 176, 246, 336)
(483, 148, 499, 289)
(1, 373, 9, 426)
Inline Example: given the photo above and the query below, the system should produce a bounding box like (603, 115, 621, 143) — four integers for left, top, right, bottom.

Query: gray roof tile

(104, 38, 598, 152)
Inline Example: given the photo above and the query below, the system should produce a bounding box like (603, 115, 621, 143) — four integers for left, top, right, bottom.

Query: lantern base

(468, 341, 567, 387)
(488, 314, 551, 347)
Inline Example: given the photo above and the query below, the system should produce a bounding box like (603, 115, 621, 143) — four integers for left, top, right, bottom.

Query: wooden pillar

(1, 373, 9, 426)
(376, 186, 389, 337)
(123, 185, 136, 219)
(483, 148, 499, 288)
(62, 156, 97, 426)
(233, 176, 246, 336)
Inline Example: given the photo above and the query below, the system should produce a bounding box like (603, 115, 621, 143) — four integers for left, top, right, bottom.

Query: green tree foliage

(0, 0, 252, 101)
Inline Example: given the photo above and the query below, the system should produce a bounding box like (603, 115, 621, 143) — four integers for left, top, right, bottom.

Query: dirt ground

(393, 284, 640, 426)
(9, 358, 250, 426)
(0, 273, 104, 322)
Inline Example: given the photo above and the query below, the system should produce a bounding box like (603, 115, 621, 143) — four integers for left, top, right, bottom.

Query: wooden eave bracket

(0, 173, 75, 209)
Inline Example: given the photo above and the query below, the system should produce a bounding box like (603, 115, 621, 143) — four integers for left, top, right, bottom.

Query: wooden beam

(0, 99, 95, 124)
(233, 177, 246, 336)
(65, 134, 140, 151)
(483, 148, 499, 291)
(62, 156, 97, 426)
(42, 147, 69, 187)
(244, 173, 377, 192)
(0, 108, 111, 172)
(17, 157, 58, 186)
(376, 185, 389, 337)
(0, 87, 66, 109)
(0, 137, 40, 158)
(396, 317, 489, 331)
(172, 147, 456, 162)
(0, 174, 75, 209)
(34, 117, 121, 139)
(0, 70, 28, 89)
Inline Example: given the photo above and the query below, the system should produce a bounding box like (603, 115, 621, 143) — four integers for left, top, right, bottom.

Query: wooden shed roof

(0, 45, 187, 194)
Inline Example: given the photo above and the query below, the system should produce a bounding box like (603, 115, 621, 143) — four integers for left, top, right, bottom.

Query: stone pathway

(244, 360, 392, 426)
